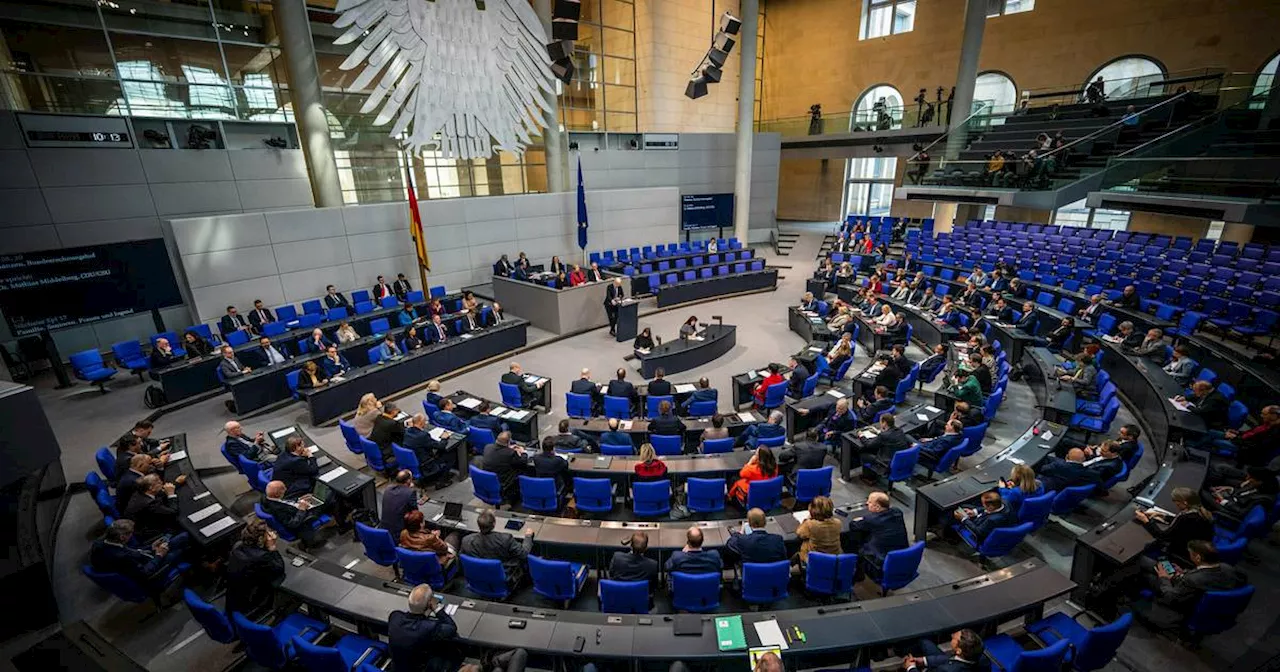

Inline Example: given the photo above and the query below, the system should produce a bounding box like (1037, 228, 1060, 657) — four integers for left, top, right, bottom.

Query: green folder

(715, 615, 747, 651)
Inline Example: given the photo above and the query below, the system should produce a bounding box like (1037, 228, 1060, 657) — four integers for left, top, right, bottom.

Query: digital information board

(680, 193, 734, 231)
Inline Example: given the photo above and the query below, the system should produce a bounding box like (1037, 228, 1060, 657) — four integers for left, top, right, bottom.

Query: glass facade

(860, 0, 915, 40)
(0, 0, 636, 204)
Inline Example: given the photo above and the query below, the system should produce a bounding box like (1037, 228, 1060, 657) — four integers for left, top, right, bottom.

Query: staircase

(774, 230, 800, 257)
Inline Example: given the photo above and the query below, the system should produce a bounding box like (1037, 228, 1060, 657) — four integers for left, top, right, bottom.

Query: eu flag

(576, 156, 589, 250)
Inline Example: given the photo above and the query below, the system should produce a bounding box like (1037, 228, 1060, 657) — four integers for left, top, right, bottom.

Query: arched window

(852, 84, 903, 131)
(1252, 51, 1279, 100)
(973, 71, 1017, 115)
(1086, 56, 1166, 100)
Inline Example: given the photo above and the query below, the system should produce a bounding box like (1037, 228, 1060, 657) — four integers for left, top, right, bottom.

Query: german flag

(405, 161, 430, 272)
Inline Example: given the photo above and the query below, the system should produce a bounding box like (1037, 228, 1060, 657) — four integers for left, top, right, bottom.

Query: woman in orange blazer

(729, 447, 779, 504)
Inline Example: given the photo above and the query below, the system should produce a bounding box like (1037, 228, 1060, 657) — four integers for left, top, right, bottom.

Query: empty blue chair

(1226, 400, 1248, 431)
(355, 522, 398, 567)
(746, 476, 784, 511)
(369, 317, 391, 334)
(338, 420, 363, 454)
(671, 572, 721, 612)
(519, 476, 561, 513)
(1018, 491, 1056, 531)
(499, 382, 523, 409)
(870, 540, 925, 594)
(686, 477, 726, 512)
(601, 442, 634, 456)
(573, 477, 613, 513)
(406, 290, 425, 302)
(69, 349, 117, 390)
(292, 630, 386, 672)
(757, 433, 785, 449)
(353, 301, 375, 315)
(651, 434, 683, 456)
(183, 589, 236, 643)
(379, 296, 399, 309)
(701, 437, 734, 454)
(95, 447, 117, 483)
(359, 436, 393, 472)
(261, 321, 287, 336)
(1050, 484, 1097, 515)
(459, 554, 511, 600)
(599, 579, 649, 614)
(469, 465, 504, 506)
(804, 552, 858, 597)
(392, 443, 423, 479)
(632, 480, 671, 516)
(741, 561, 791, 605)
(302, 299, 323, 315)
(922, 438, 970, 478)
(604, 395, 631, 419)
(529, 555, 589, 607)
(226, 330, 251, 346)
(396, 548, 455, 589)
(82, 564, 151, 605)
(864, 446, 919, 494)
(1184, 585, 1255, 641)
(794, 466, 834, 503)
(254, 503, 327, 542)
(566, 392, 593, 418)
(983, 636, 1070, 672)
(1026, 612, 1132, 672)
(231, 611, 326, 670)
(467, 426, 496, 454)
(367, 345, 383, 364)
(325, 307, 348, 322)
(110, 340, 149, 379)
(429, 285, 447, 298)
(962, 421, 989, 450)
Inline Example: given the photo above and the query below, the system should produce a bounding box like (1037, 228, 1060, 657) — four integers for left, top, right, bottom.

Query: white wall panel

(28, 148, 145, 187)
(465, 218, 518, 246)
(267, 206, 346, 243)
(280, 265, 356, 304)
(171, 212, 270, 253)
(348, 231, 411, 263)
(274, 236, 352, 274)
(422, 223, 469, 251)
(513, 192, 562, 218)
(352, 255, 415, 287)
(237, 178, 312, 211)
(44, 184, 157, 223)
(464, 195, 515, 223)
(183, 246, 280, 288)
(150, 180, 242, 216)
(343, 202, 405, 234)
(228, 149, 307, 180)
(419, 197, 466, 227)
(191, 277, 286, 323)
(56, 217, 162, 247)
(0, 188, 52, 227)
(140, 150, 235, 184)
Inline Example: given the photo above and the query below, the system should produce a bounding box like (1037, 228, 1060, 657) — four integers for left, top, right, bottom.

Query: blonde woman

(998, 464, 1043, 512)
(827, 305, 853, 330)
(353, 393, 382, 437)
(633, 443, 667, 482)
(335, 320, 359, 344)
(873, 303, 897, 326)
(794, 495, 842, 566)
(1133, 487, 1215, 565)
(837, 261, 854, 279)
(826, 334, 853, 372)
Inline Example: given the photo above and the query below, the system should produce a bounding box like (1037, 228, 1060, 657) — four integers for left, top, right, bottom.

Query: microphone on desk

(712, 315, 723, 326)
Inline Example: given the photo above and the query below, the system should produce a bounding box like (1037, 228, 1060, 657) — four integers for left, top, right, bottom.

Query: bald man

(261, 480, 324, 547)
(1038, 448, 1103, 493)
(1178, 380, 1230, 431)
(389, 584, 462, 672)
(664, 526, 722, 576)
(224, 420, 269, 462)
(846, 491, 909, 580)
(500, 361, 544, 409)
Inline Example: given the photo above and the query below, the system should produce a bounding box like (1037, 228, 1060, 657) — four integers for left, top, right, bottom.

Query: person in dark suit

(220, 305, 253, 337)
(323, 285, 350, 310)
(319, 345, 351, 378)
(1078, 293, 1105, 324)
(90, 519, 186, 587)
(393, 273, 413, 300)
(606, 368, 639, 414)
(856, 385, 895, 425)
(480, 432, 529, 504)
(888, 344, 914, 380)
(987, 269, 1009, 293)
(647, 368, 673, 398)
(247, 300, 275, 330)
(1086, 441, 1126, 484)
(778, 429, 829, 475)
(148, 337, 181, 371)
(1177, 381, 1230, 431)
(252, 336, 289, 368)
(432, 399, 468, 433)
(787, 356, 811, 398)
(664, 527, 723, 578)
(983, 296, 1014, 323)
(870, 355, 903, 400)
(856, 414, 912, 480)
(605, 278, 626, 335)
(1134, 487, 1215, 567)
(272, 436, 319, 499)
(917, 419, 965, 462)
(493, 255, 515, 277)
(123, 474, 181, 541)
(111, 434, 156, 483)
(261, 480, 325, 547)
(608, 531, 659, 589)
(1204, 466, 1278, 525)
(380, 470, 419, 540)
(569, 368, 601, 414)
(964, 352, 993, 395)
(724, 508, 788, 566)
(532, 437, 570, 495)
(460, 308, 484, 333)
(1045, 317, 1074, 351)
(1015, 302, 1038, 334)
(1114, 321, 1145, 349)
(736, 410, 786, 448)
(1131, 540, 1248, 634)
(1038, 448, 1103, 493)
(586, 262, 605, 283)
(368, 402, 407, 467)
(648, 400, 686, 437)
(901, 629, 987, 672)
(953, 490, 1016, 545)
(115, 454, 155, 510)
(372, 275, 394, 301)
(402, 413, 448, 477)
(388, 584, 461, 672)
(501, 362, 544, 408)
(599, 418, 632, 450)
(486, 301, 507, 326)
(815, 397, 857, 444)
(424, 314, 449, 344)
(225, 518, 286, 617)
(1110, 284, 1141, 310)
(679, 377, 717, 415)
(217, 345, 251, 381)
(468, 401, 508, 435)
(459, 510, 535, 588)
(224, 420, 269, 462)
(847, 491, 910, 579)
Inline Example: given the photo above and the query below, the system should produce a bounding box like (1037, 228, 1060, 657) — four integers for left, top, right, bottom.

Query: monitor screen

(680, 193, 734, 231)
(0, 240, 183, 337)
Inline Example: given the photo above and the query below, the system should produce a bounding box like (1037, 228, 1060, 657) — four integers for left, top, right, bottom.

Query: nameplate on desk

(319, 466, 348, 483)
(916, 413, 929, 422)
(271, 428, 296, 440)
(460, 333, 474, 339)
(458, 398, 482, 410)
(523, 375, 546, 384)
(316, 456, 332, 467)
(825, 389, 845, 398)
(188, 503, 222, 523)
(192, 490, 212, 501)
(199, 516, 237, 536)
(807, 347, 824, 353)
(925, 406, 941, 413)
(167, 450, 188, 461)
(507, 409, 532, 420)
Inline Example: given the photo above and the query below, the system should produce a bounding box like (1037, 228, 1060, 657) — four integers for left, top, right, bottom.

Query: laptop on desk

(441, 501, 464, 526)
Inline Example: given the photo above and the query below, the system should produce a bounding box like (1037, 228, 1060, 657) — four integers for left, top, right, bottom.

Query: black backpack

(143, 385, 167, 409)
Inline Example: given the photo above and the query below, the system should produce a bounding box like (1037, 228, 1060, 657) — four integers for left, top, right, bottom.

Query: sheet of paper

(736, 412, 757, 423)
(925, 406, 941, 413)
(753, 620, 790, 651)
(808, 346, 824, 353)
(747, 370, 758, 380)
(489, 406, 507, 416)
(460, 333, 473, 339)
(792, 510, 811, 523)
(319, 466, 348, 483)
(187, 503, 222, 523)
(330, 375, 346, 382)
(507, 410, 531, 420)
(636, 348, 651, 355)
(167, 450, 187, 461)
(271, 428, 296, 439)
(825, 389, 845, 398)
(675, 384, 696, 394)
(1041, 430, 1053, 440)
(305, 445, 319, 457)
(757, 369, 772, 378)
(444, 603, 459, 616)
(916, 413, 929, 422)
(621, 421, 633, 430)
(428, 427, 448, 441)
(199, 516, 237, 537)
(458, 397, 482, 410)
(316, 456, 331, 467)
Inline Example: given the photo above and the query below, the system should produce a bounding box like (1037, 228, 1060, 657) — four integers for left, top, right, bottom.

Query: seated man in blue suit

(424, 314, 450, 344)
(952, 490, 1017, 546)
(224, 420, 270, 462)
(855, 385, 895, 425)
(787, 356, 811, 398)
(724, 508, 787, 567)
(917, 419, 965, 464)
(319, 345, 351, 378)
(735, 410, 786, 448)
(378, 333, 401, 361)
(599, 418, 633, 450)
(664, 527, 723, 582)
(847, 491, 910, 580)
(900, 629, 988, 672)
(387, 584, 462, 672)
(467, 400, 508, 434)
(1084, 441, 1126, 484)
(90, 519, 188, 587)
(402, 413, 449, 478)
(272, 436, 319, 499)
(817, 397, 857, 444)
(1038, 448, 1103, 493)
(679, 377, 718, 415)
(432, 399, 469, 433)
(1015, 301, 1039, 334)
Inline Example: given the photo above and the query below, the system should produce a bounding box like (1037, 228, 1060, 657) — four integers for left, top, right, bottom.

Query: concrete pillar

(943, 0, 987, 161)
(274, 0, 343, 207)
(536, 0, 567, 193)
(733, 0, 759, 243)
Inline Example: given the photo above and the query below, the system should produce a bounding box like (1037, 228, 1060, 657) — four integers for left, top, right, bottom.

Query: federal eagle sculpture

(334, 0, 556, 160)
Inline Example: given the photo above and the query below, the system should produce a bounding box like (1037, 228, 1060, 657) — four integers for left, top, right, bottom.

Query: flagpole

(403, 151, 429, 295)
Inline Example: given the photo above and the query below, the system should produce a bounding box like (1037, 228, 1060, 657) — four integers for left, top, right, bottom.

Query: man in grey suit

(218, 345, 251, 381)
(1162, 344, 1197, 386)
(459, 510, 534, 589)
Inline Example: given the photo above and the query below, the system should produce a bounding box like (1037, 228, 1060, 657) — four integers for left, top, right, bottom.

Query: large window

(558, 0, 638, 134)
(1086, 56, 1166, 100)
(986, 0, 1034, 17)
(843, 156, 897, 219)
(1053, 198, 1130, 231)
(860, 0, 916, 40)
(973, 71, 1017, 116)
(852, 84, 903, 131)
(1253, 51, 1279, 100)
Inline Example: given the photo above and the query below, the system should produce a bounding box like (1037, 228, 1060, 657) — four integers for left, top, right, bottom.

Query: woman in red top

(865, 272, 884, 295)
(568, 264, 587, 287)
(752, 363, 786, 406)
(862, 236, 874, 254)
(633, 443, 668, 482)
(729, 447, 779, 503)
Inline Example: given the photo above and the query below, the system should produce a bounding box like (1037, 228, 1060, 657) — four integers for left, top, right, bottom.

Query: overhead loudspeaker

(550, 59, 576, 84)
(707, 47, 729, 68)
(720, 12, 741, 35)
(552, 19, 579, 41)
(702, 64, 722, 84)
(546, 40, 573, 62)
(685, 76, 709, 100)
(714, 33, 736, 54)
(554, 0, 582, 21)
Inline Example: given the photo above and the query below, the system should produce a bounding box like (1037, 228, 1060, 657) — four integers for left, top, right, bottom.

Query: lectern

(615, 300, 638, 342)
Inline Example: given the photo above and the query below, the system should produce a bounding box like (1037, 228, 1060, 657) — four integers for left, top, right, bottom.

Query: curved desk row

(162, 433, 245, 547)
(569, 408, 765, 450)
(299, 320, 530, 425)
(880, 296, 961, 349)
(1096, 340, 1206, 462)
(789, 307, 835, 344)
(638, 324, 736, 378)
(280, 551, 1071, 665)
(655, 270, 778, 308)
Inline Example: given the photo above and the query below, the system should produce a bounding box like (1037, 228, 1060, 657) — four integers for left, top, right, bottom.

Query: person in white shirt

(255, 336, 288, 367)
(873, 303, 897, 327)
(1162, 344, 1198, 386)
(707, 238, 719, 254)
(335, 321, 359, 343)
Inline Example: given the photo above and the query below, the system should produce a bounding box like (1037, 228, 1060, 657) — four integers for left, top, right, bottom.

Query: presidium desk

(637, 323, 736, 378)
(492, 275, 613, 335)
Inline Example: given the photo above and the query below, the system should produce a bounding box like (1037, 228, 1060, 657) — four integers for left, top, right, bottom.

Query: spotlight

(702, 63, 722, 83)
(719, 12, 741, 35)
(685, 76, 709, 100)
(552, 18, 578, 41)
